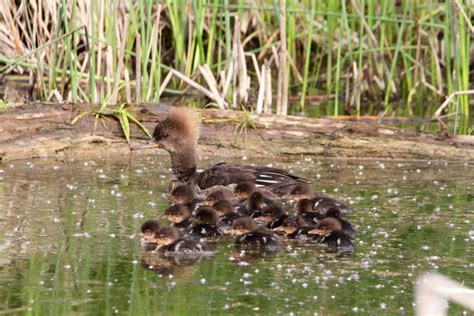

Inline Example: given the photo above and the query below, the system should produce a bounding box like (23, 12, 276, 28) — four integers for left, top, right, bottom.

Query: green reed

(0, 0, 472, 134)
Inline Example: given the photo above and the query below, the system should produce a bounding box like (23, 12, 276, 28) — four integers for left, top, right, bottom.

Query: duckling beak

(308, 228, 325, 235)
(131, 139, 161, 151)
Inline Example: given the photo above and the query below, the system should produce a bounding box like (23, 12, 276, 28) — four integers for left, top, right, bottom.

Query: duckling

(291, 183, 353, 215)
(325, 207, 356, 238)
(244, 190, 282, 218)
(140, 219, 161, 243)
(187, 206, 221, 240)
(234, 181, 256, 202)
(153, 226, 210, 254)
(168, 184, 202, 210)
(212, 198, 233, 217)
(204, 189, 234, 206)
(308, 217, 354, 253)
(134, 107, 307, 195)
(163, 204, 193, 230)
(273, 215, 316, 241)
(231, 217, 279, 252)
(296, 199, 324, 225)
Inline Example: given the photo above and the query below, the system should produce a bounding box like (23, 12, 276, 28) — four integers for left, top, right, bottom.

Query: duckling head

(290, 183, 314, 200)
(140, 219, 161, 240)
(151, 107, 199, 154)
(194, 206, 218, 225)
(231, 217, 257, 236)
(234, 181, 256, 201)
(168, 184, 195, 204)
(163, 204, 191, 223)
(308, 217, 342, 236)
(153, 226, 180, 246)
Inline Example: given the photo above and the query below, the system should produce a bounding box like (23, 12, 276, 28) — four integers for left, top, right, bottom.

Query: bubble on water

(64, 265, 71, 269)
(200, 278, 206, 284)
(380, 303, 387, 309)
(133, 212, 144, 219)
(242, 273, 252, 279)
(421, 245, 430, 251)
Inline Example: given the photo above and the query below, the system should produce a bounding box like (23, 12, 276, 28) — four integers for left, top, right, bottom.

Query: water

(0, 156, 473, 315)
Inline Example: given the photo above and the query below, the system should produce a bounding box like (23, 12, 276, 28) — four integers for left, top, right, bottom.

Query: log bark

(0, 102, 473, 162)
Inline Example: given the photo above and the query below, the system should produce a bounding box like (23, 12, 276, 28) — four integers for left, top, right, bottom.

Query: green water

(0, 156, 472, 315)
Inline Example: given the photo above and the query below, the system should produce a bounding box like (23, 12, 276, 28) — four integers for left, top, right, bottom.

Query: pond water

(0, 155, 472, 315)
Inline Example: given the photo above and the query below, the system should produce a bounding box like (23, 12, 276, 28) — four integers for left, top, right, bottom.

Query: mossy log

(0, 102, 473, 162)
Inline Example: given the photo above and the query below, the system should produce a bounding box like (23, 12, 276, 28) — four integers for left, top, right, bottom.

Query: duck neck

(170, 144, 197, 184)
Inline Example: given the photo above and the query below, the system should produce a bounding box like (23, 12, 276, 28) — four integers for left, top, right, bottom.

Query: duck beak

(131, 139, 161, 151)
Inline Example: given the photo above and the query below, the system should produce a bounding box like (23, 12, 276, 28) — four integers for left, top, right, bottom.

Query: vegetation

(0, 1, 472, 134)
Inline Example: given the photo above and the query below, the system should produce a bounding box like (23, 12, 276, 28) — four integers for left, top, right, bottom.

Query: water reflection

(0, 157, 472, 314)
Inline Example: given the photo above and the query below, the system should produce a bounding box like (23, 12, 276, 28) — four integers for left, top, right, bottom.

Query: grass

(0, 1, 472, 134)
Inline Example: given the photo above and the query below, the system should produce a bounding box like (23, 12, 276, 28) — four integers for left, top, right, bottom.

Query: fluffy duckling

(296, 199, 325, 225)
(308, 218, 354, 253)
(245, 191, 282, 217)
(137, 107, 306, 195)
(140, 219, 161, 243)
(187, 206, 221, 240)
(168, 184, 202, 211)
(204, 189, 234, 206)
(163, 204, 193, 230)
(274, 215, 317, 241)
(231, 217, 279, 252)
(290, 183, 353, 215)
(234, 181, 258, 202)
(153, 226, 210, 254)
(325, 207, 356, 238)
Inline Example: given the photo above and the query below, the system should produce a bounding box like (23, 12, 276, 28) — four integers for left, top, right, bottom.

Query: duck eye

(162, 132, 169, 138)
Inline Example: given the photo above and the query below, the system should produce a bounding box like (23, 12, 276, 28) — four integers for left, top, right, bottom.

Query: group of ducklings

(140, 181, 356, 256)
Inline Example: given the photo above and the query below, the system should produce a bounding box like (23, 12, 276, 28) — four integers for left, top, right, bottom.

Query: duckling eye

(162, 132, 169, 138)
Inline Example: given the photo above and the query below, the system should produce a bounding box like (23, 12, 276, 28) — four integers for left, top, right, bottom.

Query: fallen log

(0, 102, 473, 162)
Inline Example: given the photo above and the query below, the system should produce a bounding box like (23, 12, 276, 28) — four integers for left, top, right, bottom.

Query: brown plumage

(291, 183, 353, 215)
(148, 107, 307, 195)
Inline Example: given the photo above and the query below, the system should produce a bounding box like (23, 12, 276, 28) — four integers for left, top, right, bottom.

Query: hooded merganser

(325, 207, 356, 238)
(139, 107, 306, 194)
(140, 219, 161, 243)
(204, 189, 235, 206)
(231, 217, 279, 252)
(187, 206, 222, 240)
(308, 217, 354, 253)
(153, 226, 210, 254)
(242, 191, 287, 229)
(163, 204, 194, 230)
(168, 184, 202, 211)
(273, 215, 317, 241)
(291, 183, 353, 215)
(212, 198, 233, 216)
(296, 199, 325, 225)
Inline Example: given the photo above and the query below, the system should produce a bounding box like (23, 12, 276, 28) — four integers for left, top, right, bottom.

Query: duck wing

(196, 163, 308, 197)
(196, 163, 255, 189)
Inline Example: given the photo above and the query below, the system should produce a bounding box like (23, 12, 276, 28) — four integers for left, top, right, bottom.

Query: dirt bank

(0, 102, 473, 162)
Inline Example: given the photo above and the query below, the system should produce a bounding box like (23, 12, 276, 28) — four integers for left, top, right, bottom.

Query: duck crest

(165, 107, 199, 143)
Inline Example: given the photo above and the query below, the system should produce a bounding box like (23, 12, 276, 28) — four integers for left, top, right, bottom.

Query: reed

(0, 0, 472, 134)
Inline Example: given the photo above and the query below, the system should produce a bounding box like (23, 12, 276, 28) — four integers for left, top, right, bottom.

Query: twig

(433, 90, 474, 129)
